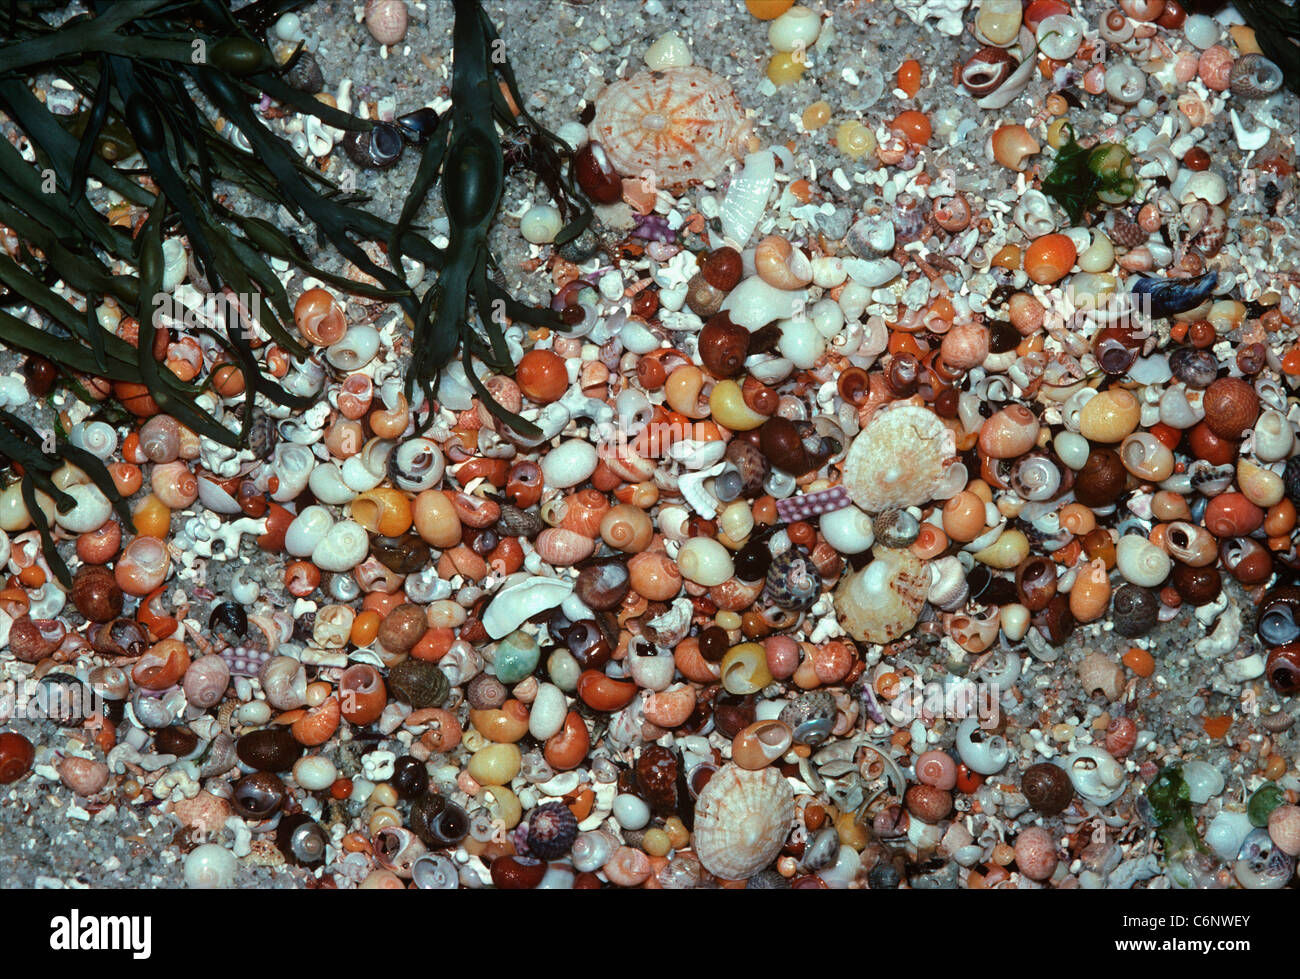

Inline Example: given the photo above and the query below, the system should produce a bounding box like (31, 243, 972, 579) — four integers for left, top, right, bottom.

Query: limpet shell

(834, 547, 929, 644)
(693, 764, 795, 880)
(589, 67, 750, 186)
(842, 403, 958, 512)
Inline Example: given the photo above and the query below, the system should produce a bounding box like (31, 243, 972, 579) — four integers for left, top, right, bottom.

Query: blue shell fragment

(1129, 270, 1218, 320)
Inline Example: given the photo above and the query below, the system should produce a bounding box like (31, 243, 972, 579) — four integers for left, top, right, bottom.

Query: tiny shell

(842, 403, 959, 512)
(589, 67, 750, 186)
(693, 763, 795, 880)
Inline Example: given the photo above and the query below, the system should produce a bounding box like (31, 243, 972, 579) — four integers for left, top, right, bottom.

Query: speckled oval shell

(693, 764, 795, 880)
(834, 547, 929, 644)
(589, 67, 750, 186)
(842, 403, 956, 512)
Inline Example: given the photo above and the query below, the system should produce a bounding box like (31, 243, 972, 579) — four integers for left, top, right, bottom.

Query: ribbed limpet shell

(834, 547, 929, 644)
(841, 403, 958, 512)
(693, 764, 795, 880)
(589, 67, 750, 186)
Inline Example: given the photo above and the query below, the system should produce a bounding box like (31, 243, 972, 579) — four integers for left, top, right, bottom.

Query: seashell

(1229, 53, 1283, 98)
(387, 660, 449, 709)
(374, 827, 427, 878)
(411, 853, 459, 890)
(1257, 588, 1300, 647)
(842, 403, 959, 512)
(927, 555, 969, 611)
(731, 720, 793, 769)
(1064, 746, 1127, 806)
(960, 46, 1017, 97)
(183, 654, 231, 709)
(588, 67, 750, 186)
(1115, 535, 1172, 588)
(1078, 652, 1126, 701)
(846, 213, 895, 258)
(260, 656, 308, 711)
(693, 764, 795, 880)
(1130, 270, 1216, 319)
(387, 438, 445, 491)
(818, 505, 875, 555)
(482, 574, 574, 640)
(764, 548, 822, 611)
(1235, 828, 1295, 890)
(719, 275, 805, 331)
(873, 507, 920, 548)
(834, 547, 928, 644)
(326, 326, 380, 371)
(571, 830, 617, 874)
(778, 690, 836, 746)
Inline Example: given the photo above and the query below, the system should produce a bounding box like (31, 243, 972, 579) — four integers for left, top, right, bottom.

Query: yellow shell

(693, 764, 795, 880)
(842, 404, 957, 512)
(589, 67, 750, 186)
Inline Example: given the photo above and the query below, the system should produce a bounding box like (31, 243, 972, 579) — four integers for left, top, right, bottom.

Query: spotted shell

(842, 403, 958, 513)
(834, 547, 929, 644)
(589, 67, 750, 186)
(779, 690, 836, 745)
(764, 548, 822, 611)
(693, 764, 795, 880)
(775, 485, 850, 523)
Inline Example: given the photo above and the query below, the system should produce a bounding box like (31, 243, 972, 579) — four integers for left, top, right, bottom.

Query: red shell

(0, 732, 35, 784)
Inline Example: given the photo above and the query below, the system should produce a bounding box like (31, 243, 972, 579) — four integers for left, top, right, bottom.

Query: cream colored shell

(589, 67, 750, 186)
(842, 403, 957, 512)
(693, 764, 795, 880)
(834, 547, 929, 644)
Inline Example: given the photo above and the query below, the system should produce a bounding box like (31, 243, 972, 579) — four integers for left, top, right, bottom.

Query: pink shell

(1198, 45, 1233, 92)
(589, 68, 750, 186)
(365, 0, 408, 47)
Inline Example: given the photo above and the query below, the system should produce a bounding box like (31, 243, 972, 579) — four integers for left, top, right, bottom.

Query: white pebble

(612, 793, 651, 830)
(274, 12, 303, 42)
(644, 31, 692, 69)
(237, 701, 272, 726)
(777, 317, 827, 369)
(520, 204, 563, 244)
(1182, 14, 1219, 50)
(556, 122, 589, 151)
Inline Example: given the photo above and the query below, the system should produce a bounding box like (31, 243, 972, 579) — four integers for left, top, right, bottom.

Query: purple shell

(775, 485, 851, 523)
(525, 802, 578, 860)
(633, 214, 674, 242)
(220, 644, 273, 677)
